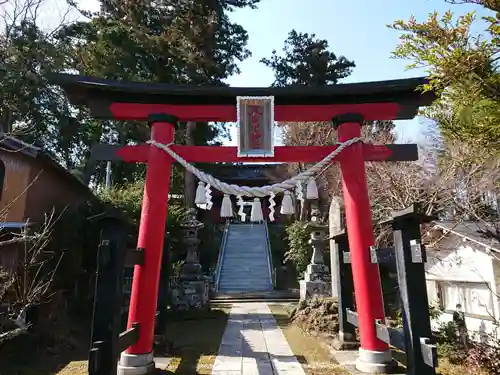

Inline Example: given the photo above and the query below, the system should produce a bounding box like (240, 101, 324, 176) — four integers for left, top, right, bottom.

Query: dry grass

(56, 361, 89, 375)
(437, 357, 487, 375)
(161, 307, 230, 375)
(0, 322, 90, 375)
(0, 307, 230, 375)
(269, 304, 350, 375)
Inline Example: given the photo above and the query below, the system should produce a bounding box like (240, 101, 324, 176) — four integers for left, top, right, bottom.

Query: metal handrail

(263, 220, 274, 289)
(214, 219, 231, 292)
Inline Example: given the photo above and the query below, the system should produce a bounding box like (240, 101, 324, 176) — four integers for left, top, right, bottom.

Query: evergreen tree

(261, 30, 355, 87)
(62, 0, 261, 186)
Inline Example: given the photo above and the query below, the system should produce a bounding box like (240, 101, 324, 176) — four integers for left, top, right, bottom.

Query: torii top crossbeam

(50, 73, 434, 122)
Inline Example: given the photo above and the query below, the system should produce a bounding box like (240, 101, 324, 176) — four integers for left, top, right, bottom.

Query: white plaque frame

(236, 96, 275, 158)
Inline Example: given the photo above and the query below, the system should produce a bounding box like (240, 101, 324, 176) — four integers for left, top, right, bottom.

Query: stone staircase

(217, 223, 273, 293)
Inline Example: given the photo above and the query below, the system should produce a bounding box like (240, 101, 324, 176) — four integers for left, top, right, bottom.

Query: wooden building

(0, 136, 92, 268)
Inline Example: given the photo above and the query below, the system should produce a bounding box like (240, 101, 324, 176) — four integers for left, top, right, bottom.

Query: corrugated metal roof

(0, 222, 30, 230)
(433, 220, 500, 252)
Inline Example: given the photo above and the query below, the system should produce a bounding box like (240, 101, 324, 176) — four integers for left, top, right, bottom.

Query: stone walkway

(212, 303, 306, 375)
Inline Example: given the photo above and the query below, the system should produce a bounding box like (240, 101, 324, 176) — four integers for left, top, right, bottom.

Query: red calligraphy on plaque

(248, 105, 263, 149)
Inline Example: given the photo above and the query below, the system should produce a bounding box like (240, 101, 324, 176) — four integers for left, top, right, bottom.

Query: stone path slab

(212, 303, 306, 375)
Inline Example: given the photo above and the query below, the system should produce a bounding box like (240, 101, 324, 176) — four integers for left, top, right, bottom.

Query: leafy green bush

(435, 321, 468, 364)
(432, 316, 500, 375)
(100, 180, 187, 235)
(99, 180, 190, 264)
(284, 221, 310, 279)
(267, 224, 287, 266)
(99, 180, 145, 224)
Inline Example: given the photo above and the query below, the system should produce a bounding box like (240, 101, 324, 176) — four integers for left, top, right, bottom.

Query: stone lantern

(299, 208, 332, 301)
(171, 209, 209, 310)
(179, 209, 204, 281)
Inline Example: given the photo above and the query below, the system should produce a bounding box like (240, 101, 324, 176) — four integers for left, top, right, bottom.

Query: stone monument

(329, 196, 345, 298)
(171, 209, 210, 310)
(299, 208, 332, 300)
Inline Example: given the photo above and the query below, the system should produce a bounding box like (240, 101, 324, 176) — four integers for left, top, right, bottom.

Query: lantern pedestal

(171, 209, 210, 311)
(299, 267, 332, 301)
(171, 279, 209, 310)
(299, 209, 332, 301)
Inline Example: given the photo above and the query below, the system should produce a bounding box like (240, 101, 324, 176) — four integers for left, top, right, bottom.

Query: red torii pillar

(335, 114, 393, 372)
(118, 114, 176, 374)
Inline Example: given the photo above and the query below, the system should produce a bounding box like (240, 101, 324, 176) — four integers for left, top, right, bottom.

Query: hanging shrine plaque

(237, 96, 275, 158)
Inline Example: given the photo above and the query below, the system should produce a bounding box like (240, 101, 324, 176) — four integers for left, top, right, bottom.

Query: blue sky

(222, 0, 492, 144)
(59, 0, 492, 144)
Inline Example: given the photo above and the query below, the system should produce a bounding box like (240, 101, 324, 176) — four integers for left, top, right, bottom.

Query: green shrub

(435, 321, 468, 364)
(267, 223, 287, 266)
(99, 180, 145, 224)
(100, 180, 188, 243)
(284, 221, 310, 279)
(433, 317, 500, 375)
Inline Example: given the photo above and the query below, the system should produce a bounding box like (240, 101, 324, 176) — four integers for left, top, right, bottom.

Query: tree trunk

(184, 121, 197, 208)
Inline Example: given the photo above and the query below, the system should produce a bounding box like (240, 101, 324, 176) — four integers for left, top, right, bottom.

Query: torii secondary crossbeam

(51, 73, 436, 375)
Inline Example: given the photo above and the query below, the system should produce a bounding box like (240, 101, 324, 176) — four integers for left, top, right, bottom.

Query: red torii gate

(52, 73, 435, 374)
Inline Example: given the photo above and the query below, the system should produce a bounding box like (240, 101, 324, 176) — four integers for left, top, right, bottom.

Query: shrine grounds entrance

(52, 73, 435, 374)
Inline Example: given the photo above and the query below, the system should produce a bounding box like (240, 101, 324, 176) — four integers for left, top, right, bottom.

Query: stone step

(228, 225, 265, 230)
(219, 280, 271, 284)
(224, 251, 267, 261)
(219, 272, 270, 278)
(219, 271, 271, 277)
(213, 290, 299, 299)
(217, 223, 272, 293)
(219, 280, 270, 285)
(220, 270, 270, 275)
(221, 262, 269, 267)
(223, 251, 266, 254)
(221, 264, 269, 269)
(220, 270, 268, 274)
(223, 246, 267, 251)
(222, 264, 268, 267)
(221, 263, 268, 267)
(218, 281, 273, 287)
(223, 253, 267, 256)
(218, 289, 273, 294)
(220, 271, 269, 275)
(220, 274, 270, 278)
(219, 286, 272, 290)
(219, 280, 272, 286)
(218, 287, 273, 293)
(222, 256, 268, 260)
(225, 241, 266, 245)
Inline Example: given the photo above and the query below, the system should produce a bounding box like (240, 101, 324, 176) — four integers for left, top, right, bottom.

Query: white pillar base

(117, 352, 155, 375)
(355, 347, 397, 374)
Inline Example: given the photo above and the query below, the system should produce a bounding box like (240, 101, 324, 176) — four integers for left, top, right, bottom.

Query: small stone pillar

(300, 209, 332, 300)
(329, 197, 345, 298)
(172, 209, 209, 310)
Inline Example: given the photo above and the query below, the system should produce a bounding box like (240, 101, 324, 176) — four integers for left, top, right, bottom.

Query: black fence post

(88, 213, 128, 375)
(332, 232, 358, 349)
(392, 204, 437, 375)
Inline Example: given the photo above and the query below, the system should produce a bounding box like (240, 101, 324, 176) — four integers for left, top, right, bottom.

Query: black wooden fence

(331, 204, 438, 375)
(87, 212, 143, 375)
